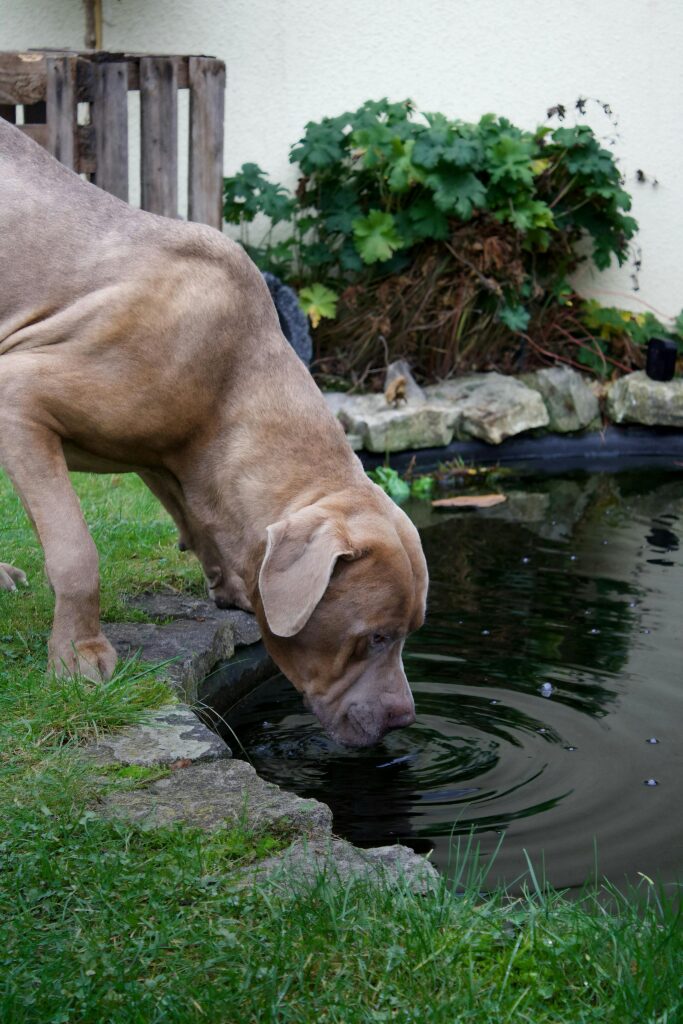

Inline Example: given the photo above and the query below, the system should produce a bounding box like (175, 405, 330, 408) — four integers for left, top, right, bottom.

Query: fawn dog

(0, 121, 427, 747)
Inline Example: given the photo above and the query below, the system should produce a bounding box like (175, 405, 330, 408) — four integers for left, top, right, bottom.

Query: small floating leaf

(431, 493, 507, 510)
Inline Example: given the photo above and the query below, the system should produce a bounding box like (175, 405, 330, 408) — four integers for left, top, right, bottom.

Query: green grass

(1, 470, 682, 1023)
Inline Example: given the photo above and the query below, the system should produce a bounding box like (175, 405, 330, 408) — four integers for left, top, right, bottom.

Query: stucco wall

(2, 0, 682, 321)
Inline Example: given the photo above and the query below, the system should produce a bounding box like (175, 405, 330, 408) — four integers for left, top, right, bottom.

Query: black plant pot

(646, 337, 677, 382)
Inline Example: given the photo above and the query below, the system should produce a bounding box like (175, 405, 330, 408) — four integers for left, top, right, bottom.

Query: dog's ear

(259, 506, 355, 638)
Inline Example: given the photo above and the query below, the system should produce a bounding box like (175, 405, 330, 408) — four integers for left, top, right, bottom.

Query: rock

(384, 360, 426, 405)
(103, 617, 235, 703)
(246, 836, 439, 894)
(607, 370, 683, 426)
(97, 758, 332, 835)
(263, 272, 312, 365)
(81, 704, 231, 767)
(199, 641, 276, 717)
(123, 593, 261, 648)
(338, 393, 456, 452)
(425, 373, 549, 445)
(524, 365, 600, 433)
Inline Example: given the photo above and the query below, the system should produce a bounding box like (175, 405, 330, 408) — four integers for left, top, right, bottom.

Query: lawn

(0, 470, 681, 1023)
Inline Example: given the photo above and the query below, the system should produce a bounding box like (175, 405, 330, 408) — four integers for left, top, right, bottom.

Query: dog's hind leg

(0, 562, 28, 591)
(0, 406, 117, 681)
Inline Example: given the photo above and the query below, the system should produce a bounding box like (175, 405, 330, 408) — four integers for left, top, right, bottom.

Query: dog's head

(253, 486, 428, 748)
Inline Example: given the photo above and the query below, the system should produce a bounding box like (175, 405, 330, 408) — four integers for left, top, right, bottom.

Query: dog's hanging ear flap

(259, 506, 355, 638)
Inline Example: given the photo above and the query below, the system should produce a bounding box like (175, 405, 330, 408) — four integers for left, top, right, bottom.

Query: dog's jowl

(0, 120, 428, 747)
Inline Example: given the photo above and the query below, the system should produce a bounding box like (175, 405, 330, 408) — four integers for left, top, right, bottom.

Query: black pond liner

(360, 424, 683, 475)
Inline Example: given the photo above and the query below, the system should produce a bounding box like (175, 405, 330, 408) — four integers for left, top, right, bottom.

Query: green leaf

(323, 190, 363, 235)
(298, 284, 339, 328)
(291, 119, 346, 174)
(367, 467, 410, 504)
(410, 475, 435, 499)
(425, 168, 487, 218)
(674, 311, 683, 341)
(386, 140, 425, 193)
(352, 210, 404, 264)
(406, 197, 449, 240)
(441, 135, 482, 168)
(488, 135, 535, 187)
(499, 304, 530, 332)
(338, 240, 364, 272)
(505, 199, 555, 232)
(299, 242, 336, 269)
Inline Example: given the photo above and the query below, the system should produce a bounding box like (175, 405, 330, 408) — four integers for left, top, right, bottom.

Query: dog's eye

(369, 632, 389, 650)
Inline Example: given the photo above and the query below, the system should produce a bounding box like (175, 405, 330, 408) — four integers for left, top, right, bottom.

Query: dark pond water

(224, 470, 683, 891)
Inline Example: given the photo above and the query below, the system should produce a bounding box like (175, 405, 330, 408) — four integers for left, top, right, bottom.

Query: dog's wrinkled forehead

(316, 525, 423, 634)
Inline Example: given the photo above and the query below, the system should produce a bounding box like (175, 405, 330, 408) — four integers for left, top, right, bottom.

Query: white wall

(2, 0, 682, 321)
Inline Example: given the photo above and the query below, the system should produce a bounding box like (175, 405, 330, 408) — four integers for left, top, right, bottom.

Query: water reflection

(224, 470, 683, 891)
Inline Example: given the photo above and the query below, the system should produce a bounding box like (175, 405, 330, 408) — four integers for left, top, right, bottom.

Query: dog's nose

(382, 703, 416, 733)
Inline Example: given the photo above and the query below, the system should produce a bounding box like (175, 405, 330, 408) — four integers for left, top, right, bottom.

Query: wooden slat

(92, 61, 128, 200)
(17, 124, 47, 148)
(0, 52, 46, 104)
(188, 57, 225, 229)
(77, 124, 96, 174)
(140, 56, 178, 217)
(46, 56, 78, 170)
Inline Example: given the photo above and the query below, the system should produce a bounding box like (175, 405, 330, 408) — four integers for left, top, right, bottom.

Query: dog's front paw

(48, 634, 118, 682)
(0, 562, 28, 592)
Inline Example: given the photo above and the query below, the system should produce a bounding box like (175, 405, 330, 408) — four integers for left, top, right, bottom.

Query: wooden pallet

(0, 50, 226, 228)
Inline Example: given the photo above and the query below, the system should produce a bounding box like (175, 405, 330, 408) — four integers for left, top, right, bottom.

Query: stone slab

(338, 394, 456, 452)
(97, 758, 332, 835)
(124, 593, 262, 648)
(81, 704, 231, 767)
(103, 617, 235, 703)
(524, 365, 600, 433)
(607, 370, 683, 426)
(247, 836, 439, 894)
(426, 373, 549, 445)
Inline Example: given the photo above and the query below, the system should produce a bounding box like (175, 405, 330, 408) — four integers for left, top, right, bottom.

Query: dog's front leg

(0, 421, 117, 681)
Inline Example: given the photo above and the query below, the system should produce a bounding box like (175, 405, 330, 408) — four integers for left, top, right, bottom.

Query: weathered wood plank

(140, 56, 178, 217)
(188, 56, 225, 229)
(92, 61, 128, 200)
(17, 124, 47, 148)
(46, 56, 78, 170)
(0, 52, 46, 104)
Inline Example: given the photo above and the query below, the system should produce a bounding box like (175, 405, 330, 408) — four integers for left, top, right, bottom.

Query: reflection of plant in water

(416, 476, 645, 720)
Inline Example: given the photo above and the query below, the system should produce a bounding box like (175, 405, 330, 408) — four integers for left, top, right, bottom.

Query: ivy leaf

(352, 210, 404, 264)
(499, 304, 530, 332)
(425, 168, 487, 218)
(298, 284, 339, 328)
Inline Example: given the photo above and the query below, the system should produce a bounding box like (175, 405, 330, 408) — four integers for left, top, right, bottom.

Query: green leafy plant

(367, 465, 435, 503)
(223, 98, 660, 381)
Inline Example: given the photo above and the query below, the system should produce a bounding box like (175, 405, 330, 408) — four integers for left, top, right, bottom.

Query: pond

(224, 469, 683, 891)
